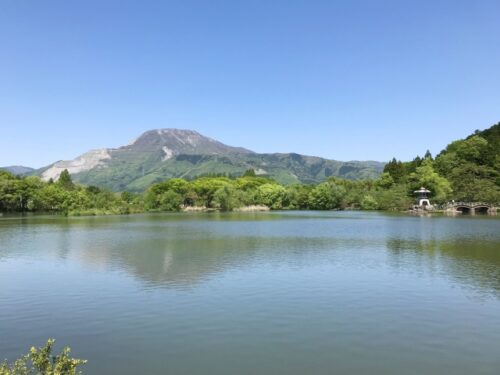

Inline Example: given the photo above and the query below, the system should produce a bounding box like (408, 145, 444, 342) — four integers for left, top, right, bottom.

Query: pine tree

(242, 169, 256, 177)
(383, 158, 406, 183)
(58, 169, 74, 190)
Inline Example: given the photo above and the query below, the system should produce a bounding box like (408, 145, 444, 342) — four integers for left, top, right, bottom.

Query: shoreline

(1, 206, 497, 218)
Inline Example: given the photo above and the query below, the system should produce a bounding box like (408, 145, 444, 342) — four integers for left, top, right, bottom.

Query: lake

(1, 211, 499, 374)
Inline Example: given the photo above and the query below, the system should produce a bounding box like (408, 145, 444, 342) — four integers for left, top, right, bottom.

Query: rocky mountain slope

(35, 129, 384, 191)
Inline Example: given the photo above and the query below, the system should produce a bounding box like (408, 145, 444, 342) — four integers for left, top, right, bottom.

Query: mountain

(35, 129, 384, 191)
(0, 165, 34, 175)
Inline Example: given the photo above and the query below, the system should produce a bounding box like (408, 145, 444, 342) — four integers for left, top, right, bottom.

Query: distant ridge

(1, 165, 34, 175)
(33, 128, 385, 191)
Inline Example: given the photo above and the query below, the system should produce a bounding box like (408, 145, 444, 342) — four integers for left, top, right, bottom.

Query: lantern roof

(414, 187, 431, 194)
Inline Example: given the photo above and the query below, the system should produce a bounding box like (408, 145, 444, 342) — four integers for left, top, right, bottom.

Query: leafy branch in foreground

(0, 339, 86, 375)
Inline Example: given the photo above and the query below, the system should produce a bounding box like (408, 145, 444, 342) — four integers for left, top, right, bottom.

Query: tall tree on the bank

(383, 158, 406, 183)
(57, 169, 74, 190)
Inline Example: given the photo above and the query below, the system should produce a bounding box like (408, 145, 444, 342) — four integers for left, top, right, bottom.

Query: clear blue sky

(1, 0, 499, 168)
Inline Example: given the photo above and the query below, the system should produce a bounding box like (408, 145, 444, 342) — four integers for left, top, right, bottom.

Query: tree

(57, 170, 74, 190)
(158, 190, 183, 211)
(20, 177, 45, 211)
(308, 182, 346, 210)
(242, 169, 256, 177)
(120, 191, 133, 203)
(256, 183, 287, 209)
(85, 185, 101, 195)
(454, 136, 488, 164)
(191, 177, 232, 207)
(383, 158, 406, 183)
(234, 176, 273, 191)
(213, 186, 240, 211)
(360, 194, 378, 210)
(0, 177, 22, 211)
(374, 185, 413, 211)
(376, 172, 395, 189)
(404, 156, 423, 175)
(286, 184, 312, 209)
(448, 162, 499, 202)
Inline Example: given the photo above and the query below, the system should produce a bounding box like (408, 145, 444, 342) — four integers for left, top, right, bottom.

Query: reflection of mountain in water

(89, 235, 357, 288)
(87, 230, 500, 298)
(1, 212, 499, 296)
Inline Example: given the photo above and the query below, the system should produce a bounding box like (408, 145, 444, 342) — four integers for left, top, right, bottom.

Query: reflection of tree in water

(386, 237, 500, 297)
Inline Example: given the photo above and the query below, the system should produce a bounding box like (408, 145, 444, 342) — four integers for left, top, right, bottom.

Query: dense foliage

(0, 339, 86, 375)
(0, 170, 415, 213)
(1, 124, 498, 214)
(0, 170, 142, 216)
(383, 123, 500, 204)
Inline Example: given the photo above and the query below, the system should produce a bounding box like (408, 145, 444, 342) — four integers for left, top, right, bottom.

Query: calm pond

(1, 211, 499, 374)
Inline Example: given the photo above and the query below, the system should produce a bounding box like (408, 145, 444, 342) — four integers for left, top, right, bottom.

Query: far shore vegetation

(1, 124, 498, 216)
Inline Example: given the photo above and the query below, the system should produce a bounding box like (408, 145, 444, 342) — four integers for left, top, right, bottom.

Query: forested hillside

(383, 122, 499, 203)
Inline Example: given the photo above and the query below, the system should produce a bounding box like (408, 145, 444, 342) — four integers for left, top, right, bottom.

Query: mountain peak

(145, 128, 203, 138)
(127, 128, 254, 155)
(39, 128, 255, 181)
(35, 128, 384, 188)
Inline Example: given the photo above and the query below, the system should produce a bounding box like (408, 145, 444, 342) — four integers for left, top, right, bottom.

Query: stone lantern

(414, 187, 431, 208)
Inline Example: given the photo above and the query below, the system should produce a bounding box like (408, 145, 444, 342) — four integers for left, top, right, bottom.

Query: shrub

(0, 339, 86, 375)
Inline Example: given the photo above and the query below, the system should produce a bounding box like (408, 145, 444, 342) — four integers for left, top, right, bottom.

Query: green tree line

(0, 169, 143, 216)
(0, 168, 417, 213)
